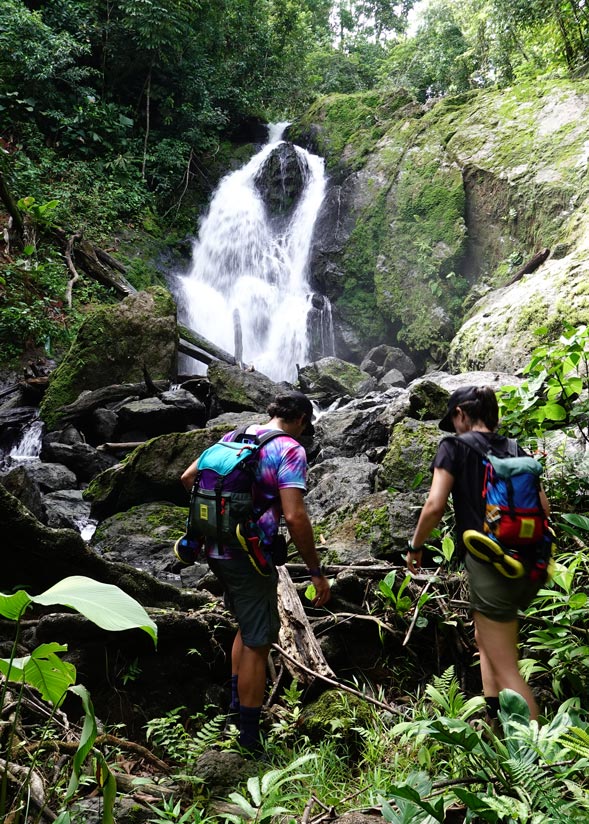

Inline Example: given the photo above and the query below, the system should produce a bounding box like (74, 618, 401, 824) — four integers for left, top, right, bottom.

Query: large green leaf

(30, 576, 157, 645)
(0, 643, 76, 705)
(0, 589, 31, 620)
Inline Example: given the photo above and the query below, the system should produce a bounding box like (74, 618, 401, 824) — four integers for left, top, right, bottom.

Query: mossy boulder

(299, 689, 378, 751)
(84, 425, 228, 518)
(297, 357, 376, 400)
(300, 78, 589, 367)
(207, 362, 282, 412)
(40, 288, 177, 430)
(448, 236, 589, 372)
(378, 418, 440, 493)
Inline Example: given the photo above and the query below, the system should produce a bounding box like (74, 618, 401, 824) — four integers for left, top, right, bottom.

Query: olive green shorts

(208, 554, 280, 648)
(465, 553, 543, 622)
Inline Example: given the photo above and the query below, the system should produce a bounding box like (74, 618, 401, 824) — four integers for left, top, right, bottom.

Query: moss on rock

(84, 425, 228, 518)
(40, 288, 177, 430)
(378, 419, 440, 493)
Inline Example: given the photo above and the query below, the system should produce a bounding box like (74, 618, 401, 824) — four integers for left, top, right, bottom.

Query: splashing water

(177, 124, 329, 382)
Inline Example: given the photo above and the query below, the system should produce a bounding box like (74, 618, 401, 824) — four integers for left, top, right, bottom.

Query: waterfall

(176, 124, 331, 382)
(9, 418, 44, 462)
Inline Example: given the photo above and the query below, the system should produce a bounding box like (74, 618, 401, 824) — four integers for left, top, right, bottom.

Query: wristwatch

(407, 542, 422, 553)
(308, 566, 324, 578)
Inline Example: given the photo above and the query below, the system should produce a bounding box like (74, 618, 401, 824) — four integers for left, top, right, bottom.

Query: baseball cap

(439, 385, 479, 432)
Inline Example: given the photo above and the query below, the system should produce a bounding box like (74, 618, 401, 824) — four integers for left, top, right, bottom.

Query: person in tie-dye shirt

(180, 390, 330, 755)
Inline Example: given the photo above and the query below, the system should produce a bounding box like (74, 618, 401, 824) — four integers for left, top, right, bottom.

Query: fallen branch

(272, 643, 403, 717)
(28, 733, 171, 774)
(64, 231, 82, 308)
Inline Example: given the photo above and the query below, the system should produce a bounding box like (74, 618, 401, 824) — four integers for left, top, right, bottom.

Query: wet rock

(40, 440, 118, 482)
(0, 464, 46, 522)
(43, 488, 91, 530)
(254, 142, 308, 219)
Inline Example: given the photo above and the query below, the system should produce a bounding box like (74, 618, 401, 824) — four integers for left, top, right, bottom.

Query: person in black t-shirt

(406, 385, 550, 722)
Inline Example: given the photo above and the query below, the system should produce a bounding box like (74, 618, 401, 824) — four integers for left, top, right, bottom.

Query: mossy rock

(91, 501, 188, 551)
(298, 357, 376, 399)
(299, 689, 378, 750)
(84, 425, 228, 518)
(207, 362, 281, 412)
(40, 288, 177, 430)
(408, 380, 449, 421)
(378, 418, 440, 493)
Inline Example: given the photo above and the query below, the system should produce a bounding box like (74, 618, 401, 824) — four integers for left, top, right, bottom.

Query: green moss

(40, 288, 176, 429)
(355, 504, 390, 541)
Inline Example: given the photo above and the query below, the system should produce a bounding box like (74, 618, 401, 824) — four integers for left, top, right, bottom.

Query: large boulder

(90, 501, 188, 583)
(314, 401, 389, 458)
(40, 288, 177, 430)
(254, 142, 308, 220)
(301, 79, 589, 369)
(83, 425, 229, 518)
(298, 357, 377, 402)
(207, 362, 283, 413)
(305, 455, 378, 521)
(378, 418, 440, 493)
(0, 483, 202, 605)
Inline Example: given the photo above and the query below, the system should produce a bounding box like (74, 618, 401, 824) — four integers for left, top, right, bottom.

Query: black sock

(230, 674, 239, 711)
(485, 696, 500, 719)
(239, 704, 262, 750)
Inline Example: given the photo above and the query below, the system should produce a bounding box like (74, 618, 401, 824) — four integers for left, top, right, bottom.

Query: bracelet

(308, 567, 323, 578)
(407, 542, 422, 553)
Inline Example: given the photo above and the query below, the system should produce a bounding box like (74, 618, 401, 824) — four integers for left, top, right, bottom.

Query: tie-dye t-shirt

(207, 425, 308, 560)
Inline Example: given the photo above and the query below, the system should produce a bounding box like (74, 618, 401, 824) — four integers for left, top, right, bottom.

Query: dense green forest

(2, 3, 589, 823)
(2, 0, 589, 361)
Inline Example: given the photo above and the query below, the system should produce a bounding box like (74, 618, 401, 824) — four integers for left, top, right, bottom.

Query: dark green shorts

(208, 554, 279, 648)
(465, 553, 542, 622)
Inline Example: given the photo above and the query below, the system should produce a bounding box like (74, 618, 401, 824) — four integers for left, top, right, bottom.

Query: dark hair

(456, 386, 499, 431)
(267, 390, 313, 423)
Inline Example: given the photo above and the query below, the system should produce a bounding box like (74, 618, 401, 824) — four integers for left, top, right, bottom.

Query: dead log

(97, 441, 145, 452)
(276, 566, 335, 684)
(52, 228, 136, 297)
(178, 324, 236, 366)
(178, 338, 218, 366)
(505, 247, 550, 286)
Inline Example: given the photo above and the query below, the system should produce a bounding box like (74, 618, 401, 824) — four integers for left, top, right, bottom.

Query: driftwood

(178, 338, 219, 366)
(276, 566, 336, 683)
(233, 309, 243, 365)
(52, 228, 137, 297)
(505, 247, 550, 286)
(178, 323, 236, 366)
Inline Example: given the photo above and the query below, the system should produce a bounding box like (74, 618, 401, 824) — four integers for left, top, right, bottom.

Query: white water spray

(177, 124, 329, 382)
(9, 418, 43, 462)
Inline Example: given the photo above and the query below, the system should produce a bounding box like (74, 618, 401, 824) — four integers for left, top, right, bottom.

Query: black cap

(439, 386, 479, 432)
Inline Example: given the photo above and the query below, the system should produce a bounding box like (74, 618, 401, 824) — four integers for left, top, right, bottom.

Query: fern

(559, 725, 589, 760)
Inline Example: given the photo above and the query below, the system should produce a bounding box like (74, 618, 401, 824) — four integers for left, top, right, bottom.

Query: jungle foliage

(2, 0, 589, 363)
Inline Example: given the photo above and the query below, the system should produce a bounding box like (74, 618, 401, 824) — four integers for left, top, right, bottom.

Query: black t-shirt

(433, 431, 525, 553)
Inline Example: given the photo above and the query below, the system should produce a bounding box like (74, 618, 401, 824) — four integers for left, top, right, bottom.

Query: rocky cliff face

(293, 79, 589, 372)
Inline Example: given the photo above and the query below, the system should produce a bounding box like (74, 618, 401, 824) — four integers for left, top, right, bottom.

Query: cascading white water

(9, 418, 44, 462)
(177, 124, 329, 382)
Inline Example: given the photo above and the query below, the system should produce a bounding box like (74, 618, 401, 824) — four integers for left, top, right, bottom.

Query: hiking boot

(236, 524, 271, 576)
(173, 534, 203, 565)
(463, 530, 525, 579)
